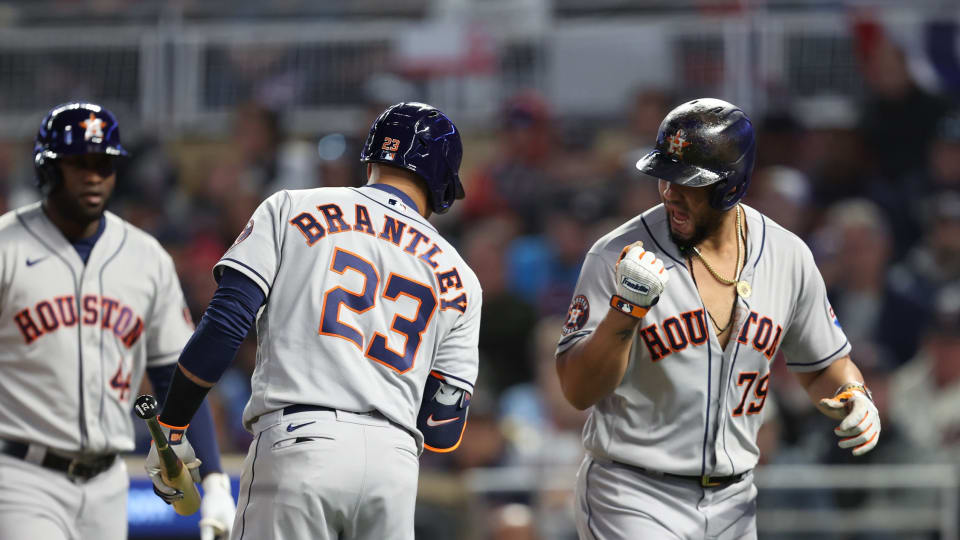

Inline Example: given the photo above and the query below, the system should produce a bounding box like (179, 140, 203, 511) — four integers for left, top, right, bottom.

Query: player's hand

(614, 241, 669, 308)
(199, 472, 235, 540)
(144, 425, 202, 503)
(819, 389, 881, 456)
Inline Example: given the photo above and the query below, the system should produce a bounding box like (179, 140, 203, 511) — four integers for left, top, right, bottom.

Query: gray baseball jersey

(215, 185, 481, 452)
(0, 202, 194, 455)
(558, 203, 850, 477)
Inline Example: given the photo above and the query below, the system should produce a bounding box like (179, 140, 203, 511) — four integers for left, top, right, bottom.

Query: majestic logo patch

(562, 295, 590, 335)
(80, 113, 106, 142)
(620, 276, 650, 295)
(666, 129, 691, 158)
(232, 219, 254, 247)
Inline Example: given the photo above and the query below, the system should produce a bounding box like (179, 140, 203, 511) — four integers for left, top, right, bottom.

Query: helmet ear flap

(34, 153, 61, 196)
(709, 176, 749, 210)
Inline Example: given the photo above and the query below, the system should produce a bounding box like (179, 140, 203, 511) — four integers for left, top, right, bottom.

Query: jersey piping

(96, 222, 126, 435)
(786, 340, 850, 368)
(17, 209, 90, 447)
(221, 257, 272, 293)
(348, 187, 438, 234)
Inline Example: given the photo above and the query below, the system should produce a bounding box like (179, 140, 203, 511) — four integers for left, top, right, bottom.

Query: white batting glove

(613, 242, 669, 314)
(199, 472, 235, 540)
(818, 386, 881, 457)
(144, 425, 202, 503)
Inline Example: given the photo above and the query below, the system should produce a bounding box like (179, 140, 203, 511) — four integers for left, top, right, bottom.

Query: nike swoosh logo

(286, 421, 315, 432)
(26, 257, 48, 267)
(425, 415, 460, 427)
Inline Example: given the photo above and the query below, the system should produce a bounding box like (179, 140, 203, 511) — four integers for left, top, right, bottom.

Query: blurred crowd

(1, 27, 959, 540)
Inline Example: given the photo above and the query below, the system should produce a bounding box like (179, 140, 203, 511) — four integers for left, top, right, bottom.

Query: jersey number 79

(319, 247, 438, 374)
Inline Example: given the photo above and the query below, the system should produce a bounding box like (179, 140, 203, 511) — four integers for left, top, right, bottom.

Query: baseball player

(0, 102, 235, 540)
(556, 98, 881, 539)
(145, 102, 481, 540)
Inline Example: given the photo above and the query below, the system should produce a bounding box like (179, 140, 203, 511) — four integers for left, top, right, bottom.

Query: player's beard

(47, 181, 108, 226)
(668, 206, 726, 253)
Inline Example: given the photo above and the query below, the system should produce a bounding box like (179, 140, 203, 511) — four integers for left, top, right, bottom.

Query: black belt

(283, 404, 339, 416)
(282, 405, 401, 430)
(614, 460, 748, 488)
(0, 439, 117, 482)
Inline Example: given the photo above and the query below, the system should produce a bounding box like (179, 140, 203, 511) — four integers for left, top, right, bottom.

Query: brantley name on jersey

(288, 200, 468, 314)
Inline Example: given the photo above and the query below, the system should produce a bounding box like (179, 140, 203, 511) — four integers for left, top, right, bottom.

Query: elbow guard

(418, 372, 470, 453)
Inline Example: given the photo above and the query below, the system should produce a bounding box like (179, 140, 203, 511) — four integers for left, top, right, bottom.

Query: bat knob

(134, 394, 159, 419)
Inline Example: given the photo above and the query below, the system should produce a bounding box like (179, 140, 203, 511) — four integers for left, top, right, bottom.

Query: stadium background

(1, 0, 959, 538)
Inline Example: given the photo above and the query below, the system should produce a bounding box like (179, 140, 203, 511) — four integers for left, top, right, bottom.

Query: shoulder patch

(828, 304, 841, 328)
(232, 219, 254, 247)
(562, 295, 590, 335)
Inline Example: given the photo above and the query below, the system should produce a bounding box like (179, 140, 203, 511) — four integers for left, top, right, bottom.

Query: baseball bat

(134, 394, 201, 516)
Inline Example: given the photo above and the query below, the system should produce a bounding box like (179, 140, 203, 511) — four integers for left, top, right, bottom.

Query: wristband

(158, 367, 212, 428)
(156, 420, 189, 443)
(610, 295, 650, 320)
(834, 382, 873, 402)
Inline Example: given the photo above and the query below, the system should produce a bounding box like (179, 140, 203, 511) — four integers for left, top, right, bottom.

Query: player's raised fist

(615, 242, 669, 309)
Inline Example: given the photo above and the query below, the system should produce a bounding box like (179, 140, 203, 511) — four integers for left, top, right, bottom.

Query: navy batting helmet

(360, 102, 464, 214)
(636, 98, 756, 211)
(33, 102, 128, 192)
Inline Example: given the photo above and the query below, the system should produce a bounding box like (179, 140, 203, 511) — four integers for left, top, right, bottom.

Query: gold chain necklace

(691, 205, 749, 334)
(693, 205, 742, 282)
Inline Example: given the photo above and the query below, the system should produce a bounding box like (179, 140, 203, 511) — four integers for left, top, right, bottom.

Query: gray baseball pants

(0, 452, 127, 540)
(231, 407, 419, 540)
(575, 455, 757, 540)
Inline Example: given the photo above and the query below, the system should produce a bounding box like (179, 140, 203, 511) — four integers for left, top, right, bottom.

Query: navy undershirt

(177, 267, 265, 384)
(71, 216, 106, 263)
(145, 268, 263, 476)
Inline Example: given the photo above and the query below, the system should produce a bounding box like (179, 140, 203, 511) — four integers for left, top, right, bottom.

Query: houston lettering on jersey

(639, 309, 782, 362)
(13, 294, 144, 346)
(289, 203, 468, 314)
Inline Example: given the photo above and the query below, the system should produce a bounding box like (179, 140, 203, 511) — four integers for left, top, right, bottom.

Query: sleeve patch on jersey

(828, 304, 841, 328)
(562, 295, 590, 335)
(231, 219, 254, 247)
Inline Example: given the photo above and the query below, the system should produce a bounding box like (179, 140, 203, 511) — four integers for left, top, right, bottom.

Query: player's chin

(72, 199, 107, 221)
(667, 220, 694, 243)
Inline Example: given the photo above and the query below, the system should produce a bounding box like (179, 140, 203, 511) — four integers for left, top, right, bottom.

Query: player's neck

(367, 165, 432, 219)
(42, 200, 101, 241)
(697, 206, 740, 257)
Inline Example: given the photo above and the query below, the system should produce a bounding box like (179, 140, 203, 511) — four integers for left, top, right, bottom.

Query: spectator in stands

(593, 87, 674, 178)
(499, 317, 587, 467)
(814, 199, 929, 367)
(854, 24, 948, 184)
(507, 205, 591, 316)
(754, 109, 808, 171)
(461, 90, 563, 234)
(889, 287, 960, 462)
(463, 218, 538, 397)
(896, 191, 960, 299)
(499, 317, 585, 540)
(743, 165, 813, 238)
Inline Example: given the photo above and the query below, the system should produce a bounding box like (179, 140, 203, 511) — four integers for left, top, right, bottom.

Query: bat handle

(145, 417, 183, 476)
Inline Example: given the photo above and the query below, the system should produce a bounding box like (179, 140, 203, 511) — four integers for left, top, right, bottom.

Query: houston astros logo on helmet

(80, 113, 106, 142)
(666, 129, 691, 157)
